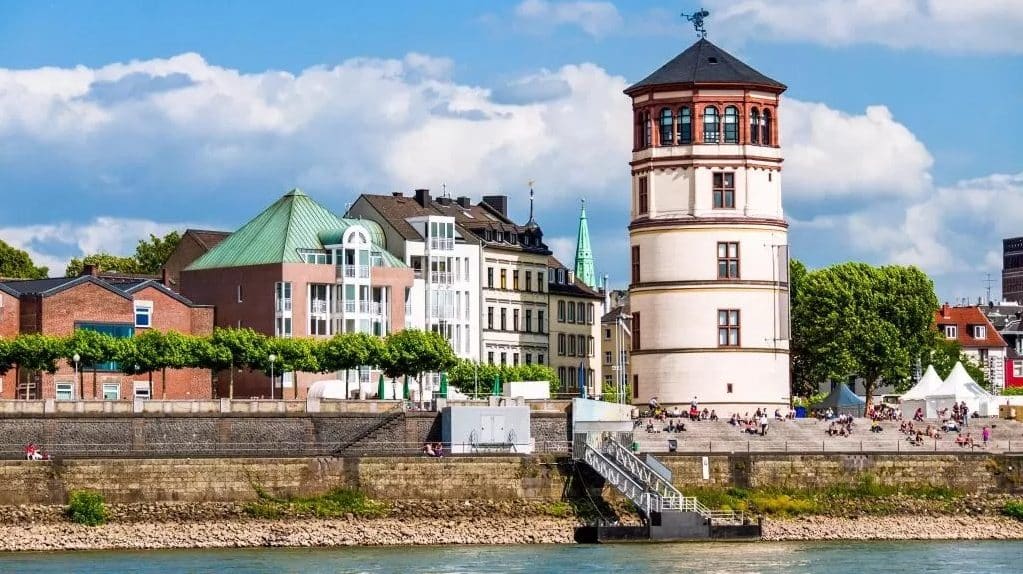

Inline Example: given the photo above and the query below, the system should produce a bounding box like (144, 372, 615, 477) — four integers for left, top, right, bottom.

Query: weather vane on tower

(681, 8, 710, 39)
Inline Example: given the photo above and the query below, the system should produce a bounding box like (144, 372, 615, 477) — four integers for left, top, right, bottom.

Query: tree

(382, 330, 457, 406)
(7, 334, 64, 398)
(208, 328, 269, 399)
(0, 239, 47, 279)
(63, 329, 120, 399)
(446, 360, 558, 397)
(928, 336, 988, 388)
(188, 335, 232, 398)
(258, 337, 321, 399)
(317, 332, 386, 399)
(0, 338, 13, 377)
(65, 254, 140, 277)
(790, 262, 939, 411)
(788, 259, 817, 398)
(115, 330, 170, 395)
(134, 231, 181, 274)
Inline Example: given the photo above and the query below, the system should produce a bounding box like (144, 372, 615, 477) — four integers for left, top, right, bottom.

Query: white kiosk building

(626, 38, 791, 410)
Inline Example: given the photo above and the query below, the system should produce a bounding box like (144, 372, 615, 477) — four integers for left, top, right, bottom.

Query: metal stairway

(575, 432, 746, 526)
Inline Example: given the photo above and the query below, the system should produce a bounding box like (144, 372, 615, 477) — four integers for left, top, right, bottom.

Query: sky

(0, 0, 1021, 302)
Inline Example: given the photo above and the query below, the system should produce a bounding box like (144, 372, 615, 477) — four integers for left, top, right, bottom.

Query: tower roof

(574, 199, 596, 289)
(625, 38, 785, 95)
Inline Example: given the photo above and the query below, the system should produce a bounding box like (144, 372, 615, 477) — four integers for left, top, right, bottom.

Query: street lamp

(268, 354, 277, 400)
(72, 353, 80, 400)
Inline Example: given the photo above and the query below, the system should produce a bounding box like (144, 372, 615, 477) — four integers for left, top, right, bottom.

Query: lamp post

(72, 353, 80, 400)
(269, 354, 277, 400)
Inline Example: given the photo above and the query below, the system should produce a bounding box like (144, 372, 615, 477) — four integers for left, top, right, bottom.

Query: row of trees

(0, 328, 457, 400)
(790, 260, 988, 409)
(446, 359, 559, 397)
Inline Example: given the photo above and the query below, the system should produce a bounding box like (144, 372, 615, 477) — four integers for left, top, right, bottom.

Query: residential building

(162, 229, 231, 292)
(1002, 237, 1023, 304)
(626, 38, 791, 409)
(346, 189, 481, 362)
(937, 303, 1008, 391)
(181, 189, 413, 399)
(601, 305, 631, 401)
(984, 302, 1023, 388)
(0, 270, 214, 400)
(547, 256, 601, 396)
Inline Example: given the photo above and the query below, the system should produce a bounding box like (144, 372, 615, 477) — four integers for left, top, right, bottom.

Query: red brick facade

(0, 288, 18, 339)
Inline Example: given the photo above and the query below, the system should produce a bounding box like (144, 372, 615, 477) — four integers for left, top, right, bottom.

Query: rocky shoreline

(1, 502, 1022, 551)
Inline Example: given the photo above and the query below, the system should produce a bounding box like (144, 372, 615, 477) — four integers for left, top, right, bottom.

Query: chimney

(414, 188, 431, 207)
(161, 268, 170, 287)
(456, 196, 471, 209)
(941, 303, 950, 319)
(81, 264, 98, 277)
(392, 191, 403, 197)
(481, 195, 508, 217)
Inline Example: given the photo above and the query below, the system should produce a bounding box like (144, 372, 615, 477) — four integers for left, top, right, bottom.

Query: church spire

(574, 198, 596, 289)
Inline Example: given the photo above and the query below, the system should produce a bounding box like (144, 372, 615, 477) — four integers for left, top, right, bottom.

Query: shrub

(1003, 500, 1023, 521)
(1001, 387, 1023, 396)
(243, 487, 385, 519)
(66, 490, 107, 526)
(748, 494, 817, 516)
(539, 501, 573, 517)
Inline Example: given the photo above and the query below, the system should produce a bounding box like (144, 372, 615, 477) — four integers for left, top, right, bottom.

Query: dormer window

(943, 325, 957, 339)
(973, 325, 987, 339)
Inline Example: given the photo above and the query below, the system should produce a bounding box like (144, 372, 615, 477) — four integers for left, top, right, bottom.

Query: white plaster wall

(631, 226, 787, 284)
(631, 351, 790, 407)
(635, 166, 783, 220)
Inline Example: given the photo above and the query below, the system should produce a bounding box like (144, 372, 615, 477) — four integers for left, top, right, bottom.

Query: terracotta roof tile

(935, 305, 1007, 348)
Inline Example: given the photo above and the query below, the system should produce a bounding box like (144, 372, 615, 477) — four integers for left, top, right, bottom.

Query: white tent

(900, 365, 944, 419)
(927, 362, 999, 417)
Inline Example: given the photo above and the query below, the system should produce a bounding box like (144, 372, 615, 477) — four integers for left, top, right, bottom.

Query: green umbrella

(490, 374, 501, 397)
(402, 376, 410, 400)
(377, 373, 386, 400)
(439, 373, 448, 399)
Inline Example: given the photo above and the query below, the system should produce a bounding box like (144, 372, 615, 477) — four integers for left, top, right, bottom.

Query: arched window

(703, 106, 719, 143)
(678, 106, 692, 144)
(762, 109, 772, 146)
(659, 108, 673, 146)
(724, 106, 739, 143)
(750, 108, 760, 145)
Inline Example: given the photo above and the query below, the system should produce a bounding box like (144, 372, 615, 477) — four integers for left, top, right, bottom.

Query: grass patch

(539, 501, 574, 517)
(1003, 500, 1023, 521)
(66, 490, 108, 526)
(244, 487, 386, 520)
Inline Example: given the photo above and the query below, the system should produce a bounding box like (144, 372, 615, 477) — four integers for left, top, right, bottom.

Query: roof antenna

(442, 183, 449, 199)
(681, 8, 710, 39)
(527, 180, 536, 225)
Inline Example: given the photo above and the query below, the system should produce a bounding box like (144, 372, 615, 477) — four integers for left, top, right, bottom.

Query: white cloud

(708, 0, 1023, 54)
(0, 217, 200, 275)
(781, 100, 933, 200)
(547, 236, 576, 268)
(513, 0, 623, 37)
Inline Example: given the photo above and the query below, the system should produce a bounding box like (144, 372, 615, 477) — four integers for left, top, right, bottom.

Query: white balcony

(359, 265, 370, 278)
(429, 305, 457, 320)
(310, 300, 329, 314)
(359, 301, 383, 315)
(275, 299, 292, 313)
(429, 237, 454, 251)
(430, 271, 453, 285)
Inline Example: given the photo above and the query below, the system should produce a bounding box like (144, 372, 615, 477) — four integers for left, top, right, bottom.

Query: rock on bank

(763, 516, 1023, 541)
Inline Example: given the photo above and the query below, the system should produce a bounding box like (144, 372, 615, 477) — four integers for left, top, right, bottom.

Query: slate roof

(935, 305, 1007, 349)
(547, 256, 602, 300)
(625, 38, 785, 95)
(0, 275, 205, 306)
(185, 229, 231, 251)
(187, 189, 404, 271)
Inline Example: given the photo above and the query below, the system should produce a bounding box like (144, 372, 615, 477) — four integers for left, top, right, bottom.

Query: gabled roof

(547, 256, 602, 300)
(0, 276, 132, 301)
(122, 279, 205, 307)
(935, 305, 1007, 348)
(0, 282, 20, 297)
(187, 189, 405, 271)
(184, 229, 231, 251)
(625, 38, 785, 95)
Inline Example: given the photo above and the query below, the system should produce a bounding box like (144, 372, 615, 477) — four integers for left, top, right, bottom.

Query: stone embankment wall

(0, 456, 572, 505)
(658, 452, 1023, 493)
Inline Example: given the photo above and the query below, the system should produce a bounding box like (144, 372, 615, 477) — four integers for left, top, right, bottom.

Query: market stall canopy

(811, 382, 866, 417)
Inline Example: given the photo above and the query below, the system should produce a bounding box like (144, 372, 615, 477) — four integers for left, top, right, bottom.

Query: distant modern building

(162, 229, 231, 292)
(625, 38, 791, 409)
(1002, 237, 1023, 304)
(347, 189, 481, 362)
(181, 189, 413, 399)
(982, 302, 1023, 388)
(937, 303, 1008, 391)
(0, 270, 213, 401)
(547, 256, 601, 396)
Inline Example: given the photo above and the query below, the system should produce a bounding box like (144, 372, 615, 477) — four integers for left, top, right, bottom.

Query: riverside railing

(631, 438, 1020, 454)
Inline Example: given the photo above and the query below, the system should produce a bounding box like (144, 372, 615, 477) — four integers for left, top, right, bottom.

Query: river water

(1, 541, 1020, 573)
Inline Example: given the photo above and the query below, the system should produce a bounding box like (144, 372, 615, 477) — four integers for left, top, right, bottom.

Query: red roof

(935, 305, 1007, 349)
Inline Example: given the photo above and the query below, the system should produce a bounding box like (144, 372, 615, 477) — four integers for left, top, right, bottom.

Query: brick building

(0, 272, 214, 400)
(162, 229, 230, 292)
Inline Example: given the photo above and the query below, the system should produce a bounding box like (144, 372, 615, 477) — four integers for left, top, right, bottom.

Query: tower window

(717, 242, 740, 279)
(659, 107, 673, 145)
(703, 106, 720, 143)
(638, 176, 649, 215)
(632, 312, 641, 351)
(631, 245, 640, 284)
(750, 108, 760, 145)
(678, 106, 692, 144)
(718, 309, 741, 347)
(762, 109, 772, 146)
(713, 172, 736, 209)
(724, 106, 739, 144)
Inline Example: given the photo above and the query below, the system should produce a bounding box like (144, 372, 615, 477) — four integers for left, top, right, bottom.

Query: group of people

(868, 404, 901, 421)
(421, 442, 444, 457)
(647, 397, 718, 422)
(23, 443, 48, 461)
(825, 414, 856, 437)
(900, 420, 943, 445)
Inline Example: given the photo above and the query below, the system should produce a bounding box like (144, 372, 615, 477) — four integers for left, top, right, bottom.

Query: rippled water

(1, 541, 1020, 573)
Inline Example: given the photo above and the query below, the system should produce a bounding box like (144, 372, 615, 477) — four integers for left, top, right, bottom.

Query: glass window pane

(730, 310, 740, 325)
(719, 329, 728, 345)
(718, 310, 728, 325)
(728, 243, 738, 257)
(717, 243, 727, 257)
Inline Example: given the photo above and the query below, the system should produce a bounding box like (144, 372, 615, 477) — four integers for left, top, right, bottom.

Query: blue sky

(1, 0, 1021, 302)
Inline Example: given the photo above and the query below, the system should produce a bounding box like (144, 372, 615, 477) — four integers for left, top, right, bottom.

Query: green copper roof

(317, 218, 386, 248)
(574, 199, 596, 289)
(187, 189, 405, 270)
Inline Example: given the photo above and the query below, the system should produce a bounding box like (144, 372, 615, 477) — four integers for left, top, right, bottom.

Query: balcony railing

(310, 300, 329, 314)
(275, 299, 292, 313)
(429, 305, 457, 320)
(359, 301, 383, 315)
(429, 237, 454, 251)
(430, 271, 453, 285)
(344, 301, 356, 313)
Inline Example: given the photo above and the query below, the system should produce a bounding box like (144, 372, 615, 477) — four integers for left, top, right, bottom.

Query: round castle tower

(626, 38, 791, 410)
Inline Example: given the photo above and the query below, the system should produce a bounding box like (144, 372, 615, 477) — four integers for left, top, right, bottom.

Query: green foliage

(260, 337, 321, 378)
(791, 392, 827, 408)
(538, 501, 574, 517)
(0, 338, 13, 376)
(63, 329, 119, 369)
(115, 330, 170, 375)
(244, 487, 385, 519)
(209, 327, 269, 398)
(1001, 387, 1023, 396)
(1003, 500, 1023, 521)
(446, 359, 559, 397)
(929, 337, 988, 388)
(133, 231, 181, 274)
(66, 490, 107, 526)
(600, 378, 629, 403)
(65, 253, 140, 277)
(0, 239, 48, 279)
(317, 332, 384, 373)
(790, 261, 939, 407)
(8, 334, 65, 374)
